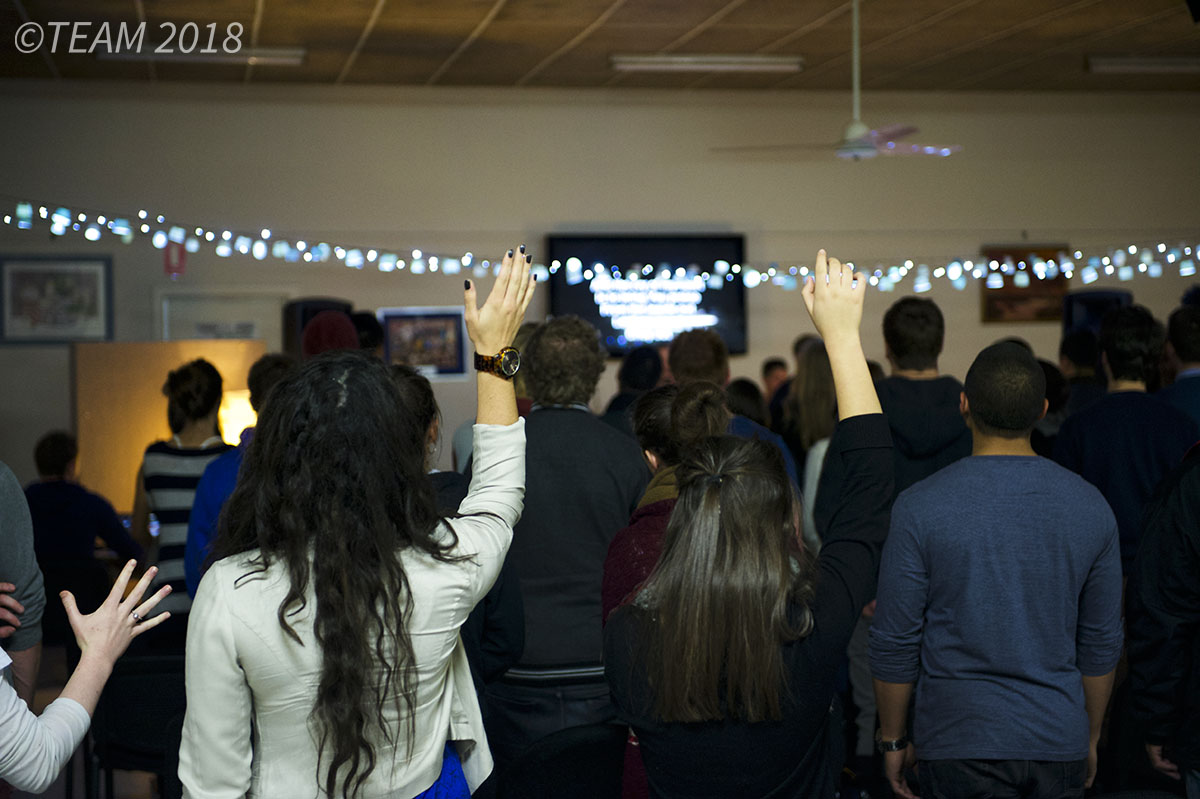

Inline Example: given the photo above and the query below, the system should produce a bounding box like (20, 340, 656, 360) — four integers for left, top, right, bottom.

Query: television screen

(546, 235, 746, 356)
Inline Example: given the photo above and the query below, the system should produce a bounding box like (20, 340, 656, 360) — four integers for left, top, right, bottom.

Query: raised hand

(0, 582, 23, 639)
(63, 560, 172, 666)
(464, 246, 537, 356)
(801, 249, 867, 343)
(801, 249, 880, 420)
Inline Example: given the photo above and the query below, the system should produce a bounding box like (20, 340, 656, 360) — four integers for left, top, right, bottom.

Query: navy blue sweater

(1053, 391, 1199, 569)
(871, 455, 1124, 761)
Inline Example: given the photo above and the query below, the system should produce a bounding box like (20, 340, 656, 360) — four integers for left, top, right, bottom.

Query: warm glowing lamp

(219, 389, 257, 446)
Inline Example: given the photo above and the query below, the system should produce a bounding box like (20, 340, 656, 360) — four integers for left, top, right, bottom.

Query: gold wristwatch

(474, 346, 521, 379)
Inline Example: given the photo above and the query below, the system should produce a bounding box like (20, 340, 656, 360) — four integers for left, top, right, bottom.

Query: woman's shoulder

(201, 550, 284, 594)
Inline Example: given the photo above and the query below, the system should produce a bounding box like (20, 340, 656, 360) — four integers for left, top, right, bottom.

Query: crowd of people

(0, 246, 1198, 799)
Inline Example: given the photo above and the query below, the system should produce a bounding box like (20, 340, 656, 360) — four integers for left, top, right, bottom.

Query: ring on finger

(131, 611, 142, 622)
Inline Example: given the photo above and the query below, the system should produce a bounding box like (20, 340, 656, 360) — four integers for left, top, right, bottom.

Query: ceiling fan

(714, 0, 961, 161)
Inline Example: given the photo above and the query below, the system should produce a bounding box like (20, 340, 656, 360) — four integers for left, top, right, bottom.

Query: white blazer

(180, 420, 526, 799)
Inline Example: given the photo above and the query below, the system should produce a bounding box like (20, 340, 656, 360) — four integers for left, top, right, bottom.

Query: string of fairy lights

(3, 199, 1196, 293)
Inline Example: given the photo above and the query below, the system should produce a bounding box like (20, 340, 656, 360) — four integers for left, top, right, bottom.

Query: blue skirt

(413, 742, 470, 799)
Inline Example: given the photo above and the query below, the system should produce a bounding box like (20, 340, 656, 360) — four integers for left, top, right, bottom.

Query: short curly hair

(525, 316, 607, 406)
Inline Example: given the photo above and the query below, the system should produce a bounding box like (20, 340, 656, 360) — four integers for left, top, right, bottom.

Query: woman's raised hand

(801, 249, 867, 344)
(464, 246, 537, 356)
(802, 249, 881, 419)
(63, 560, 172, 667)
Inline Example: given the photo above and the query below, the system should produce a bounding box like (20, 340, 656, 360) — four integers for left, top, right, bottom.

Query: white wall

(0, 82, 1197, 485)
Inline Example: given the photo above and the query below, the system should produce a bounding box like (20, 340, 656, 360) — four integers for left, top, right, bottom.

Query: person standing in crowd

(1126, 445, 1200, 799)
(778, 339, 837, 475)
(724, 378, 768, 427)
(484, 315, 649, 766)
(602, 381, 731, 799)
(605, 250, 892, 797)
(181, 248, 536, 798)
(761, 357, 789, 402)
(26, 431, 144, 667)
(874, 297, 971, 495)
(601, 381, 731, 625)
(1055, 306, 1200, 571)
(0, 460, 45, 712)
(351, 310, 385, 359)
(300, 309, 359, 360)
(1160, 305, 1200, 427)
(768, 334, 818, 431)
(185, 354, 296, 597)
(26, 431, 144, 566)
(601, 345, 664, 439)
(130, 358, 233, 649)
(872, 342, 1123, 799)
(1059, 329, 1105, 417)
(669, 328, 800, 487)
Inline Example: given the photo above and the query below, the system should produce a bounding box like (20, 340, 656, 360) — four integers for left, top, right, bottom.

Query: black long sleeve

(1126, 450, 1200, 768)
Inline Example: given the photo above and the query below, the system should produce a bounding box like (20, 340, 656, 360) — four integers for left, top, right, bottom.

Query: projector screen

(546, 234, 747, 356)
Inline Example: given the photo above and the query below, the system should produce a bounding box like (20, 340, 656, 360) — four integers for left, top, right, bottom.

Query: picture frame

(155, 286, 297, 352)
(0, 255, 113, 342)
(979, 244, 1071, 324)
(377, 306, 469, 380)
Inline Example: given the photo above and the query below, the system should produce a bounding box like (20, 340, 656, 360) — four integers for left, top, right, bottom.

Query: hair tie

(706, 473, 724, 487)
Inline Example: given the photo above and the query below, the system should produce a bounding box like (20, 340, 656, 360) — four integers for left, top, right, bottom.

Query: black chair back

(89, 655, 186, 797)
(496, 722, 626, 799)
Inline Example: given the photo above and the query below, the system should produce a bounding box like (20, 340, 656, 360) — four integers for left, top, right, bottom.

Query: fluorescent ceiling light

(1087, 56, 1200, 75)
(611, 54, 803, 73)
(98, 47, 306, 66)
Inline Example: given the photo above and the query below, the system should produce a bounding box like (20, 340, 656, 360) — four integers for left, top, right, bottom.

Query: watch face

(499, 348, 521, 377)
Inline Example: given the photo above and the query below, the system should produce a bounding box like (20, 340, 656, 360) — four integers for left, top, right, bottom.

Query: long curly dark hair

(209, 350, 461, 797)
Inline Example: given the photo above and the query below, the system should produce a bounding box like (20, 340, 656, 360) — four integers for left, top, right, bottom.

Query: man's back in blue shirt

(871, 455, 1123, 761)
(1053, 391, 1199, 569)
(25, 480, 143, 564)
(1160, 371, 1200, 430)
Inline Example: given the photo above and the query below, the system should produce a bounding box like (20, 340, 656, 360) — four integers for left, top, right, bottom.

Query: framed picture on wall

(0, 255, 113, 342)
(979, 244, 1070, 324)
(377, 306, 469, 380)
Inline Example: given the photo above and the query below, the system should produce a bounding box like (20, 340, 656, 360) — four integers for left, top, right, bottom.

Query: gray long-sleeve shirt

(1, 460, 44, 653)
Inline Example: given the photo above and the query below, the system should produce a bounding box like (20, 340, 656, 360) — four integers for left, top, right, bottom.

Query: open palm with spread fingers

(802, 248, 867, 341)
(801, 248, 881, 420)
(64, 560, 172, 665)
(464, 246, 537, 356)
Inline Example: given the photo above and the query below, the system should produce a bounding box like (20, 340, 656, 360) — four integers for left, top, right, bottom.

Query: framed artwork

(0, 255, 113, 342)
(155, 287, 295, 352)
(979, 244, 1071, 323)
(378, 306, 468, 380)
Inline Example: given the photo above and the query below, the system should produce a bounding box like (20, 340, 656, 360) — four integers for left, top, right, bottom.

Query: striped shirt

(141, 439, 233, 614)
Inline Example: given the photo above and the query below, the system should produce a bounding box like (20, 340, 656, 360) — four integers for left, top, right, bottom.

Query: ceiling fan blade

(869, 124, 919, 143)
(877, 142, 963, 157)
(710, 142, 840, 153)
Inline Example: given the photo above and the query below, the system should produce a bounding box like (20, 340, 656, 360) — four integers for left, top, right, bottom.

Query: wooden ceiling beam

(864, 0, 1109, 88)
(515, 0, 629, 85)
(952, 5, 1182, 90)
(771, 0, 986, 88)
(335, 0, 389, 83)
